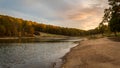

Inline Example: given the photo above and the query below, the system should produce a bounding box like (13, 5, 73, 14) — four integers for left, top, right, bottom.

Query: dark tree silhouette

(108, 0, 120, 36)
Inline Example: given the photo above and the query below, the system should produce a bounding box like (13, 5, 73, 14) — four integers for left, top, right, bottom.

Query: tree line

(0, 15, 86, 37)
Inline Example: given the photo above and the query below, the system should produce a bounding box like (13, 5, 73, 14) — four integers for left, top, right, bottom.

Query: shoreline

(0, 37, 35, 40)
(60, 41, 81, 68)
(59, 39, 85, 68)
(0, 37, 19, 40)
(60, 37, 120, 68)
(53, 40, 81, 68)
(0, 36, 68, 40)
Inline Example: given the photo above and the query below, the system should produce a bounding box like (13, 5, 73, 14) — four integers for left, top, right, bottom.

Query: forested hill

(0, 15, 86, 37)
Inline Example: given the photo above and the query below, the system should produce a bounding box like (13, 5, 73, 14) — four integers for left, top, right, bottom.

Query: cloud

(0, 0, 108, 30)
(0, 9, 51, 24)
(66, 9, 99, 21)
(62, 0, 108, 21)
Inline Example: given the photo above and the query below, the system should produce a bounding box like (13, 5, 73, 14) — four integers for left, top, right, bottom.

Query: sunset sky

(0, 0, 109, 30)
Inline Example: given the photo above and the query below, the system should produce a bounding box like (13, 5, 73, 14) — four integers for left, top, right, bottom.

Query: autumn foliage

(0, 15, 85, 37)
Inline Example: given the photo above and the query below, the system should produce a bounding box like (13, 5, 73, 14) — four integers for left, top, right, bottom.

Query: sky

(0, 0, 109, 30)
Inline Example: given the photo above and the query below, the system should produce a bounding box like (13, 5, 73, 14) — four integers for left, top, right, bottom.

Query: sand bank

(61, 37, 120, 68)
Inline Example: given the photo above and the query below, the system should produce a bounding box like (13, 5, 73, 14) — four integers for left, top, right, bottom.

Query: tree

(0, 25, 6, 36)
(108, 0, 120, 36)
(99, 23, 108, 35)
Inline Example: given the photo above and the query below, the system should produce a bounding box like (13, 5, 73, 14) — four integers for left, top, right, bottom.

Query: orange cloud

(67, 13, 89, 21)
(64, 6, 103, 21)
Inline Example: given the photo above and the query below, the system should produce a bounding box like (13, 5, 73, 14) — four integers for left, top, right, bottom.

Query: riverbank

(61, 37, 120, 68)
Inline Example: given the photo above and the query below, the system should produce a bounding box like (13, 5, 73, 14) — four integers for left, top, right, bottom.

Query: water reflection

(0, 40, 79, 68)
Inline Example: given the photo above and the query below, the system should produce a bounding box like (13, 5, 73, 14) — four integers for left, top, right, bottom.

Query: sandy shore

(61, 37, 120, 68)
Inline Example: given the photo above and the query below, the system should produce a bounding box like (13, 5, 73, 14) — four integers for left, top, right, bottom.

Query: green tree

(99, 23, 108, 35)
(0, 25, 6, 36)
(108, 0, 120, 36)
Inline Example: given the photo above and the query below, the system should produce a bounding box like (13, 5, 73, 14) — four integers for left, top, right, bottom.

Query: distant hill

(0, 15, 86, 37)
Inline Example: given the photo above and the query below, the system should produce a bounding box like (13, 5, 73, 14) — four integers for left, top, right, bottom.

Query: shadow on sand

(107, 37, 120, 42)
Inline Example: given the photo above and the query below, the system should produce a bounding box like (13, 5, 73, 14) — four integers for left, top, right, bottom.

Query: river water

(0, 38, 81, 68)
